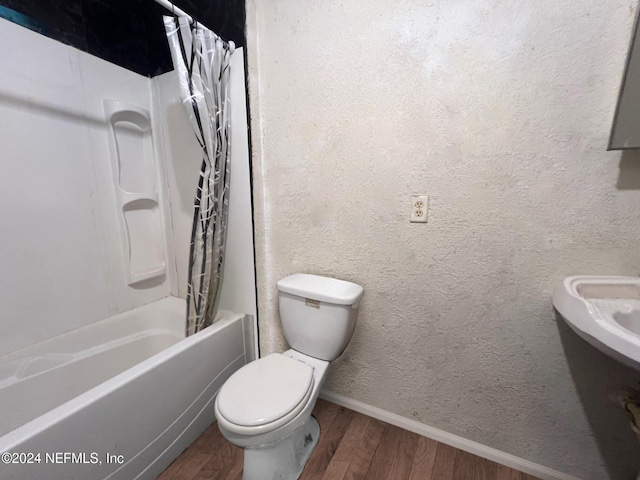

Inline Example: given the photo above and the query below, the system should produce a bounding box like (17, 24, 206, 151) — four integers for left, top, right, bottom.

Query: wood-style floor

(158, 399, 541, 480)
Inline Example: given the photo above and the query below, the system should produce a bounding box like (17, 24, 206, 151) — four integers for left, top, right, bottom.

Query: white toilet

(214, 273, 364, 480)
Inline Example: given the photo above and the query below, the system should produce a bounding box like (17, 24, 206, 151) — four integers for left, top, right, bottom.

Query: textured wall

(246, 1, 640, 478)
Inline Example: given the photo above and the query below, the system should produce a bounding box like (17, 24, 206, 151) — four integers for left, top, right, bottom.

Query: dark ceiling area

(0, 0, 245, 77)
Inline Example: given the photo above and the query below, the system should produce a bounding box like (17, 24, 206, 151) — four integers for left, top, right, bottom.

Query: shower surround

(0, 13, 255, 480)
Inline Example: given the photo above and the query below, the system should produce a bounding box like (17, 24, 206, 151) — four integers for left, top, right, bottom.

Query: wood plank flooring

(158, 399, 542, 480)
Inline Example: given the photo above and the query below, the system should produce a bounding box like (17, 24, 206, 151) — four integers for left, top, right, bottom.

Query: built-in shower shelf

(126, 265, 166, 285)
(104, 99, 166, 287)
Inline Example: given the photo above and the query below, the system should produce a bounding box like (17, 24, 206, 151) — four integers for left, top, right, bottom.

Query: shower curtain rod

(153, 0, 235, 51)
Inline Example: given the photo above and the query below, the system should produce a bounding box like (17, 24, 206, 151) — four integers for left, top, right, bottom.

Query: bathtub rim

(0, 307, 245, 453)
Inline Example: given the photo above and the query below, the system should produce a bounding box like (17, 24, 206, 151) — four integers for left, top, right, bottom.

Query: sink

(553, 276, 640, 371)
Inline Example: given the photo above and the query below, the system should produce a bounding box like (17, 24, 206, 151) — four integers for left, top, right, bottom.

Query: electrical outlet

(410, 195, 428, 223)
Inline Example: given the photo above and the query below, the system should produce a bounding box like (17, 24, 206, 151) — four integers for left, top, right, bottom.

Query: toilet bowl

(215, 350, 329, 447)
(214, 274, 364, 480)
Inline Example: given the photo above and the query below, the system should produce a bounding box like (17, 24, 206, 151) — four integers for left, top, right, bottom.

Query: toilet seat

(215, 353, 315, 435)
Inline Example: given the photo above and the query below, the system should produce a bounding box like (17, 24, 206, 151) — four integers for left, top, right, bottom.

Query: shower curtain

(164, 15, 233, 336)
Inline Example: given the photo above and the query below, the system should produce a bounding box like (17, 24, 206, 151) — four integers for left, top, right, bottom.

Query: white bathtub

(0, 296, 252, 480)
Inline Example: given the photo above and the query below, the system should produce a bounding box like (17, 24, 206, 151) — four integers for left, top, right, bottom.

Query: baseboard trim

(319, 390, 582, 480)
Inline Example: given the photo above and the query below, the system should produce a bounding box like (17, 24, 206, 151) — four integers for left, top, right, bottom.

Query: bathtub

(0, 296, 253, 480)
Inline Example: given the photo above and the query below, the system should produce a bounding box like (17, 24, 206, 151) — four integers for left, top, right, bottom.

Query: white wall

(0, 18, 172, 357)
(82, 48, 174, 313)
(0, 12, 255, 357)
(154, 49, 257, 319)
(247, 1, 640, 478)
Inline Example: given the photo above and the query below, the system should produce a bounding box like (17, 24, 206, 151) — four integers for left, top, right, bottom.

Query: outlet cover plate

(410, 195, 428, 223)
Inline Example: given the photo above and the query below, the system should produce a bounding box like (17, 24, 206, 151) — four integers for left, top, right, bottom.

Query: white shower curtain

(164, 15, 233, 336)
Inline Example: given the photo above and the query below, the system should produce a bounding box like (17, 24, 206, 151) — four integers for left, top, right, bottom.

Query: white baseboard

(319, 390, 582, 480)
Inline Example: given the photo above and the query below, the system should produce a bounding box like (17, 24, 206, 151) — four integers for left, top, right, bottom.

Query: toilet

(214, 273, 364, 480)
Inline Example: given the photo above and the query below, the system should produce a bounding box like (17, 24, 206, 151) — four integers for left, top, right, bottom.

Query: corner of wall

(150, 75, 180, 298)
(245, 0, 288, 355)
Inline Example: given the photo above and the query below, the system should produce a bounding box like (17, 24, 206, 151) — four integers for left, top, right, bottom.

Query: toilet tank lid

(277, 274, 364, 305)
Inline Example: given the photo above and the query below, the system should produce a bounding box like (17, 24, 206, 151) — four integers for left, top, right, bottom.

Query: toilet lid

(217, 353, 314, 427)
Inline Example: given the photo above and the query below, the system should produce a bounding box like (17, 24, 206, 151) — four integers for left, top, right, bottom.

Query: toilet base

(242, 415, 320, 480)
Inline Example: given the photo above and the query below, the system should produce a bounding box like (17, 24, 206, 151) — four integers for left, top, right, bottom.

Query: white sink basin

(553, 276, 640, 371)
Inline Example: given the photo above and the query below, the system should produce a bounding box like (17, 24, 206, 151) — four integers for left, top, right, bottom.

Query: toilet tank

(277, 274, 364, 361)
